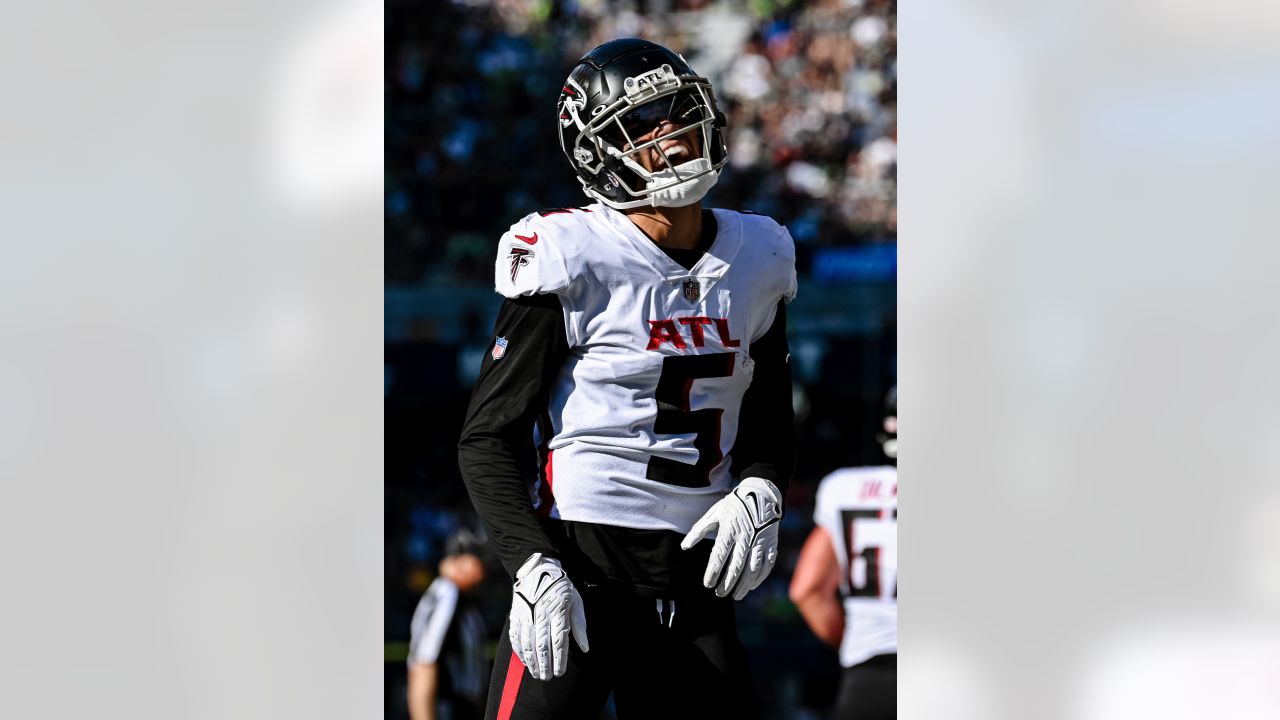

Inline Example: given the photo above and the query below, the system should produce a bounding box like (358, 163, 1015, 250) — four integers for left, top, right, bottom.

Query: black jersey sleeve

(731, 301, 796, 493)
(457, 293, 570, 579)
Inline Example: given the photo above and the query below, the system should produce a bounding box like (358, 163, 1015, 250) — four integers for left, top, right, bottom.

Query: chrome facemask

(566, 64, 727, 209)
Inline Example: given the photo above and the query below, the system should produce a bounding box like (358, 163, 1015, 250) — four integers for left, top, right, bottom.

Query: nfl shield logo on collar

(682, 280, 701, 302)
(491, 336, 509, 360)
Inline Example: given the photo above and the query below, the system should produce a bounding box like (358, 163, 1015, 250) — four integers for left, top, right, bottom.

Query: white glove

(509, 553, 589, 681)
(680, 477, 783, 601)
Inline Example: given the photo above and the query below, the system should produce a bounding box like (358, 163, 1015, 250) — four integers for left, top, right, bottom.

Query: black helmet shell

(556, 38, 728, 208)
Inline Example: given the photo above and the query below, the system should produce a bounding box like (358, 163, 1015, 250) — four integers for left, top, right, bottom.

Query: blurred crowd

(386, 1, 896, 717)
(386, 0, 895, 285)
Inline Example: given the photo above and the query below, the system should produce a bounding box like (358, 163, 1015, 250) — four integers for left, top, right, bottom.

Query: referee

(407, 529, 490, 720)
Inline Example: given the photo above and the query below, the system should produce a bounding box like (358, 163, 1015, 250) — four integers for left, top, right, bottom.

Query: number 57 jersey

(814, 466, 898, 667)
(494, 203, 797, 534)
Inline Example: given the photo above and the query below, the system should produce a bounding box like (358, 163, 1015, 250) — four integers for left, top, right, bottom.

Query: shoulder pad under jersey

(814, 466, 897, 525)
(494, 207, 606, 298)
(736, 211, 799, 303)
(494, 213, 567, 298)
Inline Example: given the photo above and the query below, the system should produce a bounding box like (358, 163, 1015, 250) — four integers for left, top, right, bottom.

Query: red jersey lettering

(713, 318, 741, 348)
(677, 317, 713, 348)
(646, 320, 687, 350)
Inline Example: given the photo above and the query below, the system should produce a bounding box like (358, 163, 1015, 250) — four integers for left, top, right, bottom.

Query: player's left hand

(680, 477, 783, 601)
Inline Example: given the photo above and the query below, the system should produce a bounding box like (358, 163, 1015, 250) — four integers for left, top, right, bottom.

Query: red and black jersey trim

(537, 206, 593, 217)
(534, 412, 556, 517)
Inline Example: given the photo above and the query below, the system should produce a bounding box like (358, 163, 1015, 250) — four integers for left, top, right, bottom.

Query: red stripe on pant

(497, 651, 526, 720)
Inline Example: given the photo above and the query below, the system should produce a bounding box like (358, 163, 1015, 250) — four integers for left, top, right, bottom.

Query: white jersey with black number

(493, 203, 797, 534)
(814, 465, 898, 667)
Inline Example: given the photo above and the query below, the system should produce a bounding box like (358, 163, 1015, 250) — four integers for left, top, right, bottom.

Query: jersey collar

(597, 204, 742, 280)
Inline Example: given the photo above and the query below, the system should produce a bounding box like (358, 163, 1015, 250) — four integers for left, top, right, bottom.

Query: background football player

(790, 387, 897, 719)
(457, 38, 797, 719)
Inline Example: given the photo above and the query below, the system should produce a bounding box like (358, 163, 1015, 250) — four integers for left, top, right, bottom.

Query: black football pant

(833, 653, 896, 719)
(483, 584, 754, 720)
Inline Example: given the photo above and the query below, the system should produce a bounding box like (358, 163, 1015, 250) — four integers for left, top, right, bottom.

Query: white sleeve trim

(407, 580, 459, 666)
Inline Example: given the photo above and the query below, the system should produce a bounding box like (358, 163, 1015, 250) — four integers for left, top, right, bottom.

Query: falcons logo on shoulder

(509, 246, 533, 281)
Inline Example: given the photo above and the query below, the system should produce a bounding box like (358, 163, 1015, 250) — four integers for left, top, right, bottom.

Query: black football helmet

(556, 38, 729, 209)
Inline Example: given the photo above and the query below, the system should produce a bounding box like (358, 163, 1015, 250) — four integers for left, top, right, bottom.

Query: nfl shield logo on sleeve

(491, 336, 509, 360)
(682, 280, 701, 302)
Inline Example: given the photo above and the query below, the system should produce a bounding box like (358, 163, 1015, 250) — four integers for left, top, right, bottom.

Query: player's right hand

(509, 553, 589, 681)
(681, 476, 783, 601)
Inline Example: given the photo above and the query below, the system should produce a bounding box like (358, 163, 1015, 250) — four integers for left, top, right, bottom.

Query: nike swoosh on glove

(680, 477, 783, 601)
(509, 553, 589, 681)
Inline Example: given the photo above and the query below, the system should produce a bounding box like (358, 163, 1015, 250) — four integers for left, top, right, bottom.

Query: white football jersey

(493, 203, 797, 534)
(814, 465, 898, 667)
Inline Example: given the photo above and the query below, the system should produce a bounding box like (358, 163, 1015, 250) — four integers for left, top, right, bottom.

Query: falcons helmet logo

(558, 83, 586, 129)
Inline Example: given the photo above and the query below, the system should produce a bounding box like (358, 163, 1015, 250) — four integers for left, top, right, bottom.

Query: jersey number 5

(646, 353, 735, 488)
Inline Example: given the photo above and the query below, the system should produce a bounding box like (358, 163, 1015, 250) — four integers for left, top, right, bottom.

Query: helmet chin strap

(645, 158, 719, 208)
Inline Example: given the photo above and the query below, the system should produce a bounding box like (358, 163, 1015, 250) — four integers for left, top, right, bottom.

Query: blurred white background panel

(903, 0, 1280, 717)
(0, 0, 382, 718)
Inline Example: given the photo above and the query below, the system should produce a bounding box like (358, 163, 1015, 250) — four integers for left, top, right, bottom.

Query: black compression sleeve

(731, 301, 796, 493)
(457, 293, 570, 578)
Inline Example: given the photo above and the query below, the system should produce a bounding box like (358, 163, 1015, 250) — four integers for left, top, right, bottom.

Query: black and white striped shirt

(407, 577, 488, 707)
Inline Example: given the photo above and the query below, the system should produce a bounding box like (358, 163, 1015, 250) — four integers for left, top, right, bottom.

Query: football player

(790, 387, 898, 719)
(457, 38, 797, 719)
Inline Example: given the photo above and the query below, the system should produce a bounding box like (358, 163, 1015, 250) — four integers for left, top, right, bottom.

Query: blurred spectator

(406, 528, 491, 720)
